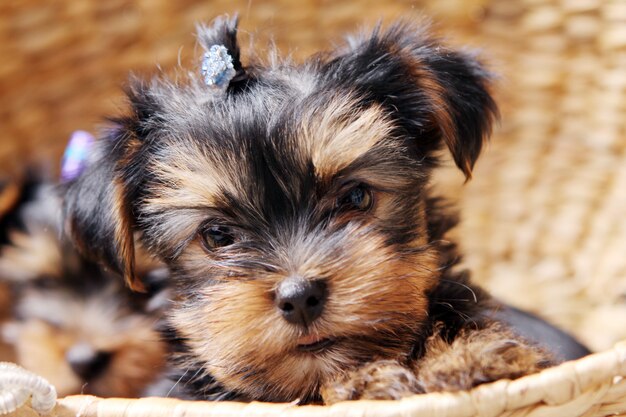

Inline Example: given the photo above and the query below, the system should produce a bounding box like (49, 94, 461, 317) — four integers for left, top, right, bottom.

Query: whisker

(440, 279, 478, 303)
(166, 367, 190, 397)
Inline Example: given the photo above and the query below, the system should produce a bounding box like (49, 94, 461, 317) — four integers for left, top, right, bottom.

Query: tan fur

(0, 283, 10, 318)
(0, 228, 66, 282)
(413, 322, 551, 392)
(0, 181, 20, 218)
(411, 64, 461, 171)
(173, 224, 439, 400)
(0, 282, 13, 362)
(112, 177, 141, 291)
(321, 322, 552, 403)
(300, 98, 397, 180)
(321, 360, 421, 403)
(144, 142, 225, 210)
(142, 139, 257, 250)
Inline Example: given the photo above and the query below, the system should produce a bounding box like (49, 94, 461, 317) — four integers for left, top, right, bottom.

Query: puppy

(0, 175, 167, 397)
(63, 16, 586, 403)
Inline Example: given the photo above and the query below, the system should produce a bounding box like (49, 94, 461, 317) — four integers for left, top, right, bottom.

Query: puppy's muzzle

(275, 277, 327, 327)
(66, 342, 112, 381)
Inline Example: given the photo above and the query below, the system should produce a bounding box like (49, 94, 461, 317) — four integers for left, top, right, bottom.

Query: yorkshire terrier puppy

(0, 175, 167, 397)
(63, 16, 588, 403)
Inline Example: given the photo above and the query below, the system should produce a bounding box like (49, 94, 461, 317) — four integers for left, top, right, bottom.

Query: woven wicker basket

(7, 341, 626, 417)
(1, 0, 625, 416)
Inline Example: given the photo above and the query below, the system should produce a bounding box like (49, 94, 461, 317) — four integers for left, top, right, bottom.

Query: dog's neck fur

(418, 196, 491, 353)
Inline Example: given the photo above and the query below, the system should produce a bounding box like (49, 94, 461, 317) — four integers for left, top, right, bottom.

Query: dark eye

(339, 185, 373, 211)
(200, 225, 235, 250)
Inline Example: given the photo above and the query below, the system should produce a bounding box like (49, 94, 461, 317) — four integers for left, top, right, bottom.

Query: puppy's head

(0, 181, 167, 397)
(64, 16, 497, 401)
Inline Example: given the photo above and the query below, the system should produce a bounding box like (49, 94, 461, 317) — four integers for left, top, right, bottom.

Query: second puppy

(0, 176, 167, 397)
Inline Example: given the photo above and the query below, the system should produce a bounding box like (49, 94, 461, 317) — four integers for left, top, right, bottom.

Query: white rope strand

(0, 362, 57, 415)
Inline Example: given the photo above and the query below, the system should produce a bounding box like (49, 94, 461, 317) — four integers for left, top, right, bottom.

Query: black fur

(0, 174, 41, 245)
(320, 22, 498, 177)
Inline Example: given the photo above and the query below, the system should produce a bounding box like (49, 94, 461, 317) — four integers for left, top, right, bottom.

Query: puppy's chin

(174, 315, 426, 402)
(171, 232, 437, 402)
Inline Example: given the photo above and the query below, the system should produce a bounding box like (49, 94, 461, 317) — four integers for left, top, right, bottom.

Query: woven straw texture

(454, 0, 626, 353)
(0, 0, 485, 175)
(1, 0, 626, 416)
(8, 341, 626, 417)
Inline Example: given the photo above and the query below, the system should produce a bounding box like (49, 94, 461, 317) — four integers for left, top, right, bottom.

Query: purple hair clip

(201, 45, 236, 90)
(61, 130, 95, 182)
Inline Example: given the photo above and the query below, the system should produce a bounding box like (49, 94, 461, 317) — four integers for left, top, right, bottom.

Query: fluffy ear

(424, 48, 498, 178)
(63, 67, 170, 293)
(63, 139, 142, 291)
(323, 21, 498, 179)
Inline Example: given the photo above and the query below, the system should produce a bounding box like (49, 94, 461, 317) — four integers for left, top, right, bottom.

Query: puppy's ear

(324, 21, 498, 179)
(63, 72, 170, 293)
(425, 47, 497, 178)
(63, 137, 142, 291)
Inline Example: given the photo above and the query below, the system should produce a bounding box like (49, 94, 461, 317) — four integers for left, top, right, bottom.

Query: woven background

(0, 0, 625, 353)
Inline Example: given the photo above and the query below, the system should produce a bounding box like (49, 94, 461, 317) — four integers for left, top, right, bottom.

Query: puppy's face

(0, 184, 167, 397)
(65, 17, 497, 401)
(5, 280, 165, 397)
(142, 96, 440, 400)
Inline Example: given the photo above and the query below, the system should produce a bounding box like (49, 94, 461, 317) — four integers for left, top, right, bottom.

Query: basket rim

(50, 341, 626, 417)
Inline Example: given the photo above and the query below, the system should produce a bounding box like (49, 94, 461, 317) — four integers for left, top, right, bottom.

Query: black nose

(66, 343, 112, 381)
(276, 277, 327, 327)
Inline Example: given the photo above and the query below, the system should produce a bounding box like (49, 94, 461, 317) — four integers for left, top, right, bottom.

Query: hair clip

(201, 45, 236, 90)
(61, 130, 95, 182)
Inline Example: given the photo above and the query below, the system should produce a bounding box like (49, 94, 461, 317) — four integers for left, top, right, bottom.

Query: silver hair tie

(201, 45, 236, 89)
